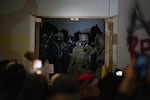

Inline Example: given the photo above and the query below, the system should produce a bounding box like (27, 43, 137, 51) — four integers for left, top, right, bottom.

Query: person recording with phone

(24, 51, 43, 75)
(115, 53, 150, 100)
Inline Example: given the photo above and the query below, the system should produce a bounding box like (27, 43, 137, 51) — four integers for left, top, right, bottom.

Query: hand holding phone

(114, 68, 124, 77)
(32, 59, 42, 74)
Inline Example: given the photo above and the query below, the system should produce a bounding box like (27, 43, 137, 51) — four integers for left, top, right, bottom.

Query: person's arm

(115, 57, 138, 100)
(119, 57, 138, 94)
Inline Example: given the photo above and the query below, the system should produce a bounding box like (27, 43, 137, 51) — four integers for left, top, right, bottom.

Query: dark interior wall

(43, 18, 105, 35)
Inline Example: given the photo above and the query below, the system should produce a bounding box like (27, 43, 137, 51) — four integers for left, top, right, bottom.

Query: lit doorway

(35, 17, 114, 74)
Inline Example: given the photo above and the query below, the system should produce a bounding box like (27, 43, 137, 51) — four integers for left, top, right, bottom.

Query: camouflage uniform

(91, 34, 105, 77)
(68, 34, 93, 76)
(94, 34, 105, 62)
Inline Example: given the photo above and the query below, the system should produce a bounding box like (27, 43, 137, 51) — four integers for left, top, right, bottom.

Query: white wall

(36, 0, 110, 17)
(117, 0, 134, 67)
(110, 0, 118, 16)
(117, 0, 150, 67)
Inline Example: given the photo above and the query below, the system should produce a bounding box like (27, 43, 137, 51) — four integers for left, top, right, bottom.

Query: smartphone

(135, 53, 149, 80)
(115, 70, 123, 77)
(33, 59, 42, 74)
(114, 68, 123, 77)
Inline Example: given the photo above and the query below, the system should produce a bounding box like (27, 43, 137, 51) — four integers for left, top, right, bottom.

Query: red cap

(77, 73, 94, 81)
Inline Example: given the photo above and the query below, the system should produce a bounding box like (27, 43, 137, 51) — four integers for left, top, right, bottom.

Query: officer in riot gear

(68, 33, 93, 76)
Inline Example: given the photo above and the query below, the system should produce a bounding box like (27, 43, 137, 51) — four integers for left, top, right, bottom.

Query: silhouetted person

(0, 59, 26, 100)
(19, 74, 48, 100)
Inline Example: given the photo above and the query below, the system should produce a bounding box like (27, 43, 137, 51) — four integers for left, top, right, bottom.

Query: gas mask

(79, 34, 89, 48)
(79, 40, 88, 47)
(55, 32, 64, 43)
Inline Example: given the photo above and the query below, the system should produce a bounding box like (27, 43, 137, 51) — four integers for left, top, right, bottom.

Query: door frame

(34, 16, 115, 72)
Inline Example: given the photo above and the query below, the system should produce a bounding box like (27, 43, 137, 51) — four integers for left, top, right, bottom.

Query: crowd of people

(1, 15, 150, 100)
(0, 58, 122, 100)
(39, 23, 105, 77)
(1, 52, 150, 100)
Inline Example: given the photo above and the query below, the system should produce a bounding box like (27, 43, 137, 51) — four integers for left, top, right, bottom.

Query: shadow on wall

(0, 0, 37, 65)
(0, 0, 38, 33)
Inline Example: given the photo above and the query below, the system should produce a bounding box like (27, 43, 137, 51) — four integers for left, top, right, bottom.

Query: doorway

(35, 17, 114, 75)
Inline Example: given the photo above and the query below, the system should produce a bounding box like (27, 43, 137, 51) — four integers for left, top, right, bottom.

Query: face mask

(79, 41, 88, 47)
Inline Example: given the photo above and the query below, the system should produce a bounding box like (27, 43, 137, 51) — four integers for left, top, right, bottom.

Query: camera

(135, 53, 149, 80)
